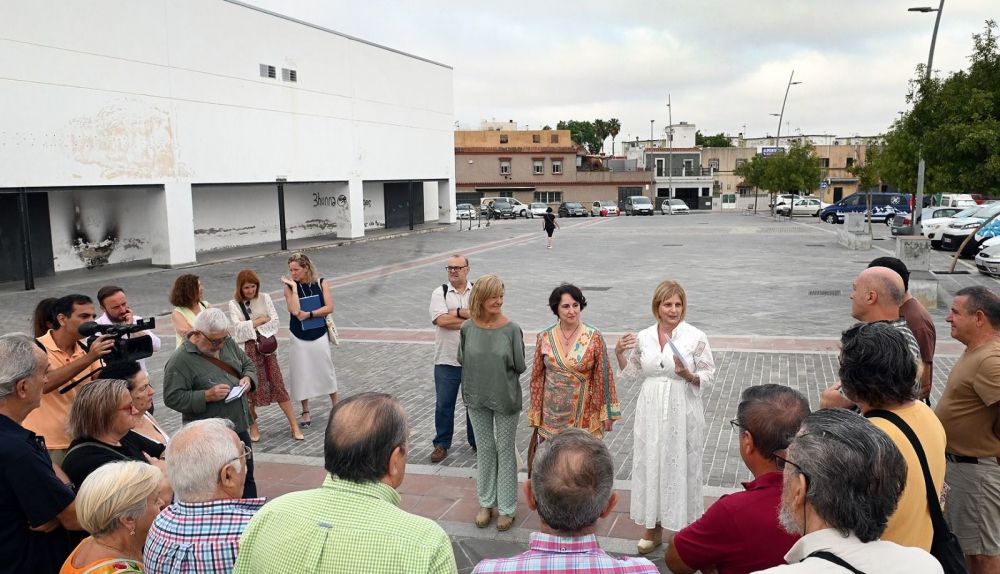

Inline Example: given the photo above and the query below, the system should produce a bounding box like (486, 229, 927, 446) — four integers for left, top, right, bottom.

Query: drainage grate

(805, 244, 826, 247)
(662, 244, 684, 247)
(578, 286, 612, 291)
(808, 290, 842, 296)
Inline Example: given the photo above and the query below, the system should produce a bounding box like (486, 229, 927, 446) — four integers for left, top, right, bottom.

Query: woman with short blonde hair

(62, 461, 163, 573)
(458, 274, 527, 532)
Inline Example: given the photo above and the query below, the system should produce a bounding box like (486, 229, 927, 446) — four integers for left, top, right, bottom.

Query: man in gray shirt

(428, 254, 476, 463)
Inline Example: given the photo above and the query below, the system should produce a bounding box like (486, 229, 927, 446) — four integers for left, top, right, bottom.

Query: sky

(248, 0, 995, 143)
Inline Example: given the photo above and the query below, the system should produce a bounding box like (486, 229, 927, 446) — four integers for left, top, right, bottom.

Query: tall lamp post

(772, 71, 802, 219)
(908, 0, 945, 236)
(666, 95, 673, 204)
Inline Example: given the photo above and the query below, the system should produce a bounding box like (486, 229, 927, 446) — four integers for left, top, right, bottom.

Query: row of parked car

(459, 197, 693, 219)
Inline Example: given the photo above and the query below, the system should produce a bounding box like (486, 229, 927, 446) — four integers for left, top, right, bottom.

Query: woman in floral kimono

(528, 283, 620, 445)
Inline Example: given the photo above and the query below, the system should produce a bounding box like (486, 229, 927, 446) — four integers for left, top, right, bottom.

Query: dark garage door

(383, 182, 425, 229)
(0, 191, 55, 283)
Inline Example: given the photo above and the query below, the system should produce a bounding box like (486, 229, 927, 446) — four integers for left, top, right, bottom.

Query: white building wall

(0, 0, 453, 270)
(363, 182, 386, 230)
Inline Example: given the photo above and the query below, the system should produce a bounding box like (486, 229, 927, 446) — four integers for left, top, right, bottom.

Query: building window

(533, 160, 544, 174)
(820, 157, 830, 168)
(532, 134, 541, 143)
(735, 158, 747, 169)
(550, 134, 559, 143)
(281, 68, 297, 82)
(683, 159, 694, 174)
(534, 191, 562, 203)
(500, 134, 509, 144)
(846, 157, 855, 168)
(499, 191, 513, 198)
(656, 158, 664, 177)
(708, 158, 720, 170)
(551, 160, 563, 174)
(259, 64, 276, 79)
(500, 160, 511, 175)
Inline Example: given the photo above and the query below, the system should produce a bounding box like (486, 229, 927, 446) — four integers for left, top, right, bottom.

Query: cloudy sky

(250, 0, 994, 143)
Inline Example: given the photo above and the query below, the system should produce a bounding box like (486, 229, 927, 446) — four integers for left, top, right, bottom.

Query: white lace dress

(624, 321, 716, 530)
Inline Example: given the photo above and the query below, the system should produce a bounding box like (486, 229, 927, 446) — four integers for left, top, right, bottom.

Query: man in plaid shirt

(473, 429, 657, 573)
(143, 418, 265, 573)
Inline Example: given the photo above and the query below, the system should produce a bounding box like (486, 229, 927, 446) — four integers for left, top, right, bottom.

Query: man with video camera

(96, 285, 161, 375)
(23, 294, 114, 464)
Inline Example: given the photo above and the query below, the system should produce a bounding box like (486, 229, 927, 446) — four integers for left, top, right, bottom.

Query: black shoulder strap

(806, 551, 867, 574)
(237, 300, 252, 321)
(864, 409, 948, 534)
(442, 283, 448, 299)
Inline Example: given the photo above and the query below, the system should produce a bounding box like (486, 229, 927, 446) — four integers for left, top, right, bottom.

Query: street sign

(820, 182, 828, 189)
(761, 147, 782, 156)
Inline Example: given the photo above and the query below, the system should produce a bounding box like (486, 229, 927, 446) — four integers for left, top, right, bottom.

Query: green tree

(734, 143, 822, 215)
(556, 120, 601, 153)
(608, 118, 621, 156)
(848, 144, 883, 231)
(878, 20, 1000, 197)
(593, 119, 610, 154)
(695, 131, 734, 147)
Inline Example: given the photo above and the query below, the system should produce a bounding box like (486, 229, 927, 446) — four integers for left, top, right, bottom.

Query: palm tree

(593, 119, 610, 155)
(608, 118, 621, 156)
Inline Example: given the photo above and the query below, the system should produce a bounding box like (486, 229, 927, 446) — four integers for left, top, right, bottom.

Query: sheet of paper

(667, 339, 691, 371)
(225, 383, 247, 403)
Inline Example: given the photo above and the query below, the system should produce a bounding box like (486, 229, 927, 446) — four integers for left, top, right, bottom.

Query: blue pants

(433, 365, 476, 450)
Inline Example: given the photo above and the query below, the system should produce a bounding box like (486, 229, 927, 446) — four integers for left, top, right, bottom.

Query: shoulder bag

(320, 278, 340, 346)
(866, 409, 969, 574)
(238, 300, 277, 355)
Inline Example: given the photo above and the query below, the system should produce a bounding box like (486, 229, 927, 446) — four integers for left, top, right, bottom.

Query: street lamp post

(666, 94, 673, 204)
(772, 71, 802, 219)
(908, 0, 945, 236)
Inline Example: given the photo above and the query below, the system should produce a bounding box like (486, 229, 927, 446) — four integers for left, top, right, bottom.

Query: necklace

(92, 536, 135, 559)
(559, 322, 579, 344)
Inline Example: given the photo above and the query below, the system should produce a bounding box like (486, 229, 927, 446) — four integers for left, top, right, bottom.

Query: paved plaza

(3, 211, 997, 572)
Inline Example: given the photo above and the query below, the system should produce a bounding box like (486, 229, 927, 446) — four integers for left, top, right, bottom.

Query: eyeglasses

(772, 450, 805, 475)
(729, 418, 749, 434)
(445, 266, 468, 272)
(118, 402, 137, 414)
(198, 332, 227, 347)
(228, 443, 252, 465)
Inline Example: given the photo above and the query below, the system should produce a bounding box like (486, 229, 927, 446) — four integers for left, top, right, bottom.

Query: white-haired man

(164, 308, 258, 497)
(144, 418, 264, 574)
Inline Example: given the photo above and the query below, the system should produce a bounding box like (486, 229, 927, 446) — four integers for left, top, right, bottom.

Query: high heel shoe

(249, 424, 261, 443)
(299, 410, 311, 428)
(291, 426, 304, 440)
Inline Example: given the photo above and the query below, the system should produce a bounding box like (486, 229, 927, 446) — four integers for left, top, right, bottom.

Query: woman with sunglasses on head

(615, 280, 716, 555)
(281, 252, 337, 429)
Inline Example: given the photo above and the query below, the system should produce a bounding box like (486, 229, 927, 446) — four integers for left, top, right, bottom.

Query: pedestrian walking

(542, 207, 559, 248)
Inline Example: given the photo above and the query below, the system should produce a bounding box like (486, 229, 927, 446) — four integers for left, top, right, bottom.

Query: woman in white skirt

(615, 280, 716, 555)
(281, 252, 337, 428)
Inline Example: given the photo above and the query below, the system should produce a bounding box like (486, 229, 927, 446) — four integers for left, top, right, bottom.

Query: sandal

(475, 507, 492, 528)
(299, 410, 312, 428)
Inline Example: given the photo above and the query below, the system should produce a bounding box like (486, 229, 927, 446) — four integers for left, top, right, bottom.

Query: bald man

(820, 266, 922, 409)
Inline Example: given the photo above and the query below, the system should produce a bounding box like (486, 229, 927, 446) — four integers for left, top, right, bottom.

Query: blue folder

(298, 293, 325, 330)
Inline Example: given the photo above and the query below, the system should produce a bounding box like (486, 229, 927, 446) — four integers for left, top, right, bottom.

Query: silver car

(591, 200, 619, 217)
(660, 198, 690, 215)
(975, 243, 1000, 277)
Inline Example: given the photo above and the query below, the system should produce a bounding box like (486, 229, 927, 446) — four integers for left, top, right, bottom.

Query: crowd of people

(0, 247, 998, 574)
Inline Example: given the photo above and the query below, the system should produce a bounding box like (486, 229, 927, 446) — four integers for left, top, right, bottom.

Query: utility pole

(667, 95, 673, 202)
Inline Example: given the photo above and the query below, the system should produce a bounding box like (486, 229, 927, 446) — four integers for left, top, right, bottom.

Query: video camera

(79, 318, 156, 363)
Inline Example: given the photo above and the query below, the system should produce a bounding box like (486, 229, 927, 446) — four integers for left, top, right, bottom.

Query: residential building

(455, 130, 652, 209)
(0, 0, 454, 282)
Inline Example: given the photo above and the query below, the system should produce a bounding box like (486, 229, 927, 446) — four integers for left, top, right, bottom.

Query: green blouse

(458, 321, 527, 415)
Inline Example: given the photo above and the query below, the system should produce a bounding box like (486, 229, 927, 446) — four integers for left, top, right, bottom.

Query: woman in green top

(458, 274, 526, 532)
(169, 273, 209, 348)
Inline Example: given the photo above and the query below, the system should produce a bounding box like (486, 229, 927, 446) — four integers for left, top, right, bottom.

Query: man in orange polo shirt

(22, 294, 113, 465)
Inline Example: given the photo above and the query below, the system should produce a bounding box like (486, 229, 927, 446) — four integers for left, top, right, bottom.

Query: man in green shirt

(163, 308, 257, 497)
(233, 392, 458, 574)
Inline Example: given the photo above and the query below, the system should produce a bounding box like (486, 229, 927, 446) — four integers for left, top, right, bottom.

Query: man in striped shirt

(144, 418, 264, 574)
(472, 429, 656, 573)
(821, 266, 921, 409)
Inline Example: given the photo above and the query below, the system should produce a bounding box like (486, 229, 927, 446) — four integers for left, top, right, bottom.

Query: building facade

(455, 130, 652, 209)
(0, 0, 455, 281)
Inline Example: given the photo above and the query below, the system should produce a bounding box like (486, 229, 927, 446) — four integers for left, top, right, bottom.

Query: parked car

(591, 200, 619, 217)
(974, 212, 1000, 243)
(530, 202, 550, 217)
(939, 194, 978, 208)
(507, 198, 533, 218)
(775, 197, 825, 217)
(921, 205, 984, 245)
(889, 206, 962, 236)
(819, 192, 911, 224)
(769, 194, 801, 209)
(558, 202, 587, 217)
(974, 242, 1000, 278)
(456, 203, 474, 219)
(623, 195, 654, 216)
(971, 193, 986, 205)
(936, 202, 1000, 256)
(660, 198, 690, 215)
(490, 199, 515, 219)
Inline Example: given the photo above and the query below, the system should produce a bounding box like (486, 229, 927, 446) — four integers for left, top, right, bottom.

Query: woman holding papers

(281, 252, 337, 429)
(614, 280, 716, 555)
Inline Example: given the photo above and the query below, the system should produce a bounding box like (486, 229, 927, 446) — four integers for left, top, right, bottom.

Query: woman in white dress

(615, 280, 716, 555)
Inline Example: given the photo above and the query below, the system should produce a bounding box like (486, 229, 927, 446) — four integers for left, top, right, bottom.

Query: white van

(940, 194, 978, 208)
